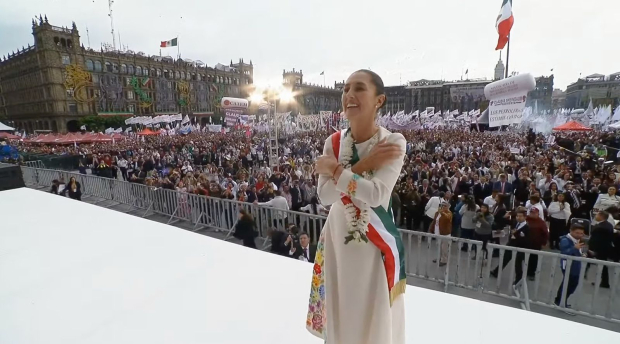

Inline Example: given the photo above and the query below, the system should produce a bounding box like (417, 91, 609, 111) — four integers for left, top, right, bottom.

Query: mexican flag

(160, 38, 178, 48)
(495, 0, 513, 50)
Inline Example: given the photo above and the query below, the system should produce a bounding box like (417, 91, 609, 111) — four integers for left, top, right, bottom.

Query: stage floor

(1, 188, 618, 344)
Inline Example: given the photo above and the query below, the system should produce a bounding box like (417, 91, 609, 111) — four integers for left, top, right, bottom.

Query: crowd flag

(495, 0, 513, 50)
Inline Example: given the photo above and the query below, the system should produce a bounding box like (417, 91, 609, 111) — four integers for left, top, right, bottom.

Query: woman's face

(341, 71, 383, 123)
(609, 187, 616, 195)
(558, 194, 565, 202)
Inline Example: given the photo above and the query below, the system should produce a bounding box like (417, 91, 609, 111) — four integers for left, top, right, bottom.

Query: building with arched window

(0, 16, 254, 133)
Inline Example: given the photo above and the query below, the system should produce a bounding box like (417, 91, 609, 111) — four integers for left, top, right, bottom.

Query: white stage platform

(1, 188, 619, 344)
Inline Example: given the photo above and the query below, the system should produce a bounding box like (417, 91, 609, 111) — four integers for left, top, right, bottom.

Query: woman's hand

(359, 139, 403, 171)
(315, 155, 339, 176)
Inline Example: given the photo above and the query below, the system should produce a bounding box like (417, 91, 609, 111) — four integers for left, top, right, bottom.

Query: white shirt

(483, 196, 497, 208)
(259, 196, 289, 219)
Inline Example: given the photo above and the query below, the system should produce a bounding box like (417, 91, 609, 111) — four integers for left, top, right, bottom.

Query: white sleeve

(317, 135, 343, 206)
(335, 133, 406, 208)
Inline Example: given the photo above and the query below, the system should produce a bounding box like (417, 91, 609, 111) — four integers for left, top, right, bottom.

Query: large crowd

(5, 126, 620, 305)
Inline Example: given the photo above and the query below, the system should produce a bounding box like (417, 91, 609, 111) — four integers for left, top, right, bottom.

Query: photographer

(472, 203, 494, 261)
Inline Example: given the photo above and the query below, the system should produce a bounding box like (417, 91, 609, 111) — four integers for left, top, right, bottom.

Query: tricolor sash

(332, 129, 406, 305)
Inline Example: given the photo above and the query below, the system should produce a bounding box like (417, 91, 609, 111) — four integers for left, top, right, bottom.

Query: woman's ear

(377, 95, 386, 108)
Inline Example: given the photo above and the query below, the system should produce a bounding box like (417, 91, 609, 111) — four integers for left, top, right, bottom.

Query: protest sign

(484, 74, 536, 128)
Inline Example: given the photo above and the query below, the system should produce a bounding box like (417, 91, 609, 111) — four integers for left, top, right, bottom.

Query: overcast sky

(0, 0, 618, 90)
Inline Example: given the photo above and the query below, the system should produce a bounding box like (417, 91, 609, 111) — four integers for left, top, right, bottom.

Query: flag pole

(177, 36, 180, 59)
(504, 36, 510, 79)
(323, 73, 326, 88)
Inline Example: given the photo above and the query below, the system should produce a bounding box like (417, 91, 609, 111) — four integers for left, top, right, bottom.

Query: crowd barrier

(19, 166, 620, 325)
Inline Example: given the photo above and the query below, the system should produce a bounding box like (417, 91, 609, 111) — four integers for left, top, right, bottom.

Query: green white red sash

(332, 129, 406, 305)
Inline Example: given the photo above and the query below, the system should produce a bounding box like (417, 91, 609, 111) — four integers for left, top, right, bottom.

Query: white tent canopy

(0, 121, 15, 131)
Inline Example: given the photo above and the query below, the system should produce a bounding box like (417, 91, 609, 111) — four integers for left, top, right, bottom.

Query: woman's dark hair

(480, 203, 489, 213)
(239, 208, 253, 222)
(354, 69, 386, 109)
(310, 196, 319, 214)
(465, 196, 476, 211)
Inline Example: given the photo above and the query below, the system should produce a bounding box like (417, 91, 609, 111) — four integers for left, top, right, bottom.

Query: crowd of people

(6, 125, 620, 304)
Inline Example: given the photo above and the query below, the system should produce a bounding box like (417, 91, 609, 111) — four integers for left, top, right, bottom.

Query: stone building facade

(0, 16, 253, 133)
(525, 75, 554, 111)
(277, 69, 342, 114)
(406, 79, 492, 113)
(565, 73, 620, 109)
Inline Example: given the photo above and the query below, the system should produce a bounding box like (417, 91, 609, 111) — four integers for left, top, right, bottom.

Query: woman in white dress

(306, 70, 407, 344)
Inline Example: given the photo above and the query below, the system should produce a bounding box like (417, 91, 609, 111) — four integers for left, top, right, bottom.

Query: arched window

(112, 63, 118, 72)
(85, 60, 94, 71)
(136, 66, 142, 75)
(105, 61, 112, 72)
(163, 69, 169, 78)
(127, 65, 134, 74)
(120, 64, 127, 73)
(157, 69, 162, 77)
(143, 67, 149, 76)
(180, 72, 185, 79)
(60, 38, 67, 47)
(67, 39, 73, 48)
(94, 61, 102, 71)
(175, 71, 180, 79)
(54, 37, 60, 46)
(151, 68, 155, 76)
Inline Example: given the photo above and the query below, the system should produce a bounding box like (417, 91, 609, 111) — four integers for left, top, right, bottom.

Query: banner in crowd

(225, 109, 244, 127)
(485, 73, 536, 127)
(450, 85, 486, 104)
(207, 125, 222, 132)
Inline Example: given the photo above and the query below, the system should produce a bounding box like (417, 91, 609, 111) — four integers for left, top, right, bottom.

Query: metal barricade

(18, 166, 620, 325)
(399, 230, 620, 324)
(25, 160, 45, 169)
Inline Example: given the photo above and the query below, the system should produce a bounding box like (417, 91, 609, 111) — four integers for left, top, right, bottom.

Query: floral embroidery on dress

(306, 230, 326, 337)
(346, 179, 357, 197)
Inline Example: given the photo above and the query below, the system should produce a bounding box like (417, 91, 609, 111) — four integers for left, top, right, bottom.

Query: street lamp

(248, 87, 296, 169)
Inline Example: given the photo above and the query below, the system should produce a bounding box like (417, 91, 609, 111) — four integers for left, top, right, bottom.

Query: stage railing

(19, 166, 620, 324)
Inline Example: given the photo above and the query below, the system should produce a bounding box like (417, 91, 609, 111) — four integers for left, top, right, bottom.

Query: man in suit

(493, 174, 513, 208)
(491, 208, 531, 294)
(290, 232, 317, 263)
(474, 176, 493, 205)
(588, 211, 614, 288)
(555, 224, 587, 308)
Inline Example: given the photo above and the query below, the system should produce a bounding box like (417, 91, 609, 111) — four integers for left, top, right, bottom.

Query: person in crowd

(542, 181, 559, 207)
(254, 189, 289, 229)
(554, 224, 587, 310)
(290, 232, 316, 263)
(548, 193, 572, 249)
(472, 203, 494, 261)
(429, 201, 453, 267)
(233, 208, 258, 249)
(61, 176, 82, 201)
(491, 208, 530, 295)
(50, 179, 61, 194)
(300, 196, 327, 242)
(459, 195, 479, 251)
(525, 207, 548, 280)
(424, 191, 444, 232)
(593, 185, 620, 211)
(587, 211, 614, 289)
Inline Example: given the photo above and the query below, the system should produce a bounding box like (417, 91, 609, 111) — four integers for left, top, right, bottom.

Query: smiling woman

(307, 70, 407, 344)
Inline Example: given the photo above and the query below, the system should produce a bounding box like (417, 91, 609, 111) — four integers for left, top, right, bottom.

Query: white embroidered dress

(306, 127, 406, 344)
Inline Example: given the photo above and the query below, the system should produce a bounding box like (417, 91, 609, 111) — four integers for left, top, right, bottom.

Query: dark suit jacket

(473, 183, 492, 204)
(589, 221, 614, 258)
(493, 181, 513, 195)
(292, 244, 317, 263)
(270, 231, 290, 256)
